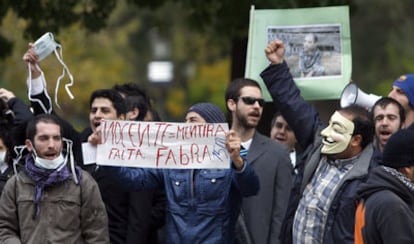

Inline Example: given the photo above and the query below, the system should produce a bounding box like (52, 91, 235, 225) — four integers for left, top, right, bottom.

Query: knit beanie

(381, 129, 414, 169)
(392, 74, 414, 108)
(186, 103, 226, 123)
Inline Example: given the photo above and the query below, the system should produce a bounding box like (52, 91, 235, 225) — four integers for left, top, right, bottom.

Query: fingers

(88, 133, 101, 145)
(0, 88, 15, 101)
(225, 130, 240, 143)
(88, 130, 102, 145)
(264, 39, 285, 64)
(22, 52, 38, 63)
(265, 39, 284, 54)
(22, 45, 38, 63)
(225, 130, 244, 169)
(225, 130, 241, 153)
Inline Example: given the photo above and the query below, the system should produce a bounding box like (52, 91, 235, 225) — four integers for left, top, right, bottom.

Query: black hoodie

(355, 166, 414, 244)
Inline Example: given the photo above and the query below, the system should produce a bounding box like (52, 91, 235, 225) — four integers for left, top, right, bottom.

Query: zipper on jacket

(190, 169, 195, 208)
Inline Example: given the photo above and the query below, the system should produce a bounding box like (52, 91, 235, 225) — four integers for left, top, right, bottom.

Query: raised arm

(22, 43, 52, 115)
(0, 88, 33, 127)
(261, 39, 324, 149)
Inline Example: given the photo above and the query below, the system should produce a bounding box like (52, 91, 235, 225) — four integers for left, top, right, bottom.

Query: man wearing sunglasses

(225, 78, 292, 244)
(261, 39, 375, 244)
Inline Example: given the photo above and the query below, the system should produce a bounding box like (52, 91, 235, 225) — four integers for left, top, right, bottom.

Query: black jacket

(1, 97, 35, 195)
(355, 166, 414, 244)
(261, 62, 375, 243)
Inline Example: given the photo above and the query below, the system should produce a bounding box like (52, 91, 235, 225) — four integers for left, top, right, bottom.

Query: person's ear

(128, 108, 139, 120)
(350, 134, 362, 148)
(25, 139, 33, 152)
(398, 167, 413, 178)
(227, 99, 237, 113)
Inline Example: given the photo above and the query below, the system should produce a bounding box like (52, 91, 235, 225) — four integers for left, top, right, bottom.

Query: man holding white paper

(99, 102, 260, 243)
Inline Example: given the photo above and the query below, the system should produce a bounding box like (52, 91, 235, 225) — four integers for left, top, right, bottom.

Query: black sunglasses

(237, 96, 265, 107)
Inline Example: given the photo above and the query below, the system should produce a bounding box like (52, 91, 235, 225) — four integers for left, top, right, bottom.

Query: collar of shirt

(326, 153, 360, 169)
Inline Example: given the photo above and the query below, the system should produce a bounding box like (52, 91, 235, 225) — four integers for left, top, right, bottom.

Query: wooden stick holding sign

(96, 120, 230, 169)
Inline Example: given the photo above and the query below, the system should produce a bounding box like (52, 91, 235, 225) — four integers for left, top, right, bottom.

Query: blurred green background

(1, 0, 414, 132)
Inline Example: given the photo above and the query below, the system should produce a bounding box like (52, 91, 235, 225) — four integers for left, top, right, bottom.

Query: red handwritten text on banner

(96, 120, 230, 169)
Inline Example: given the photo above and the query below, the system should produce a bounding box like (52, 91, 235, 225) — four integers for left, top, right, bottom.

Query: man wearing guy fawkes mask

(261, 39, 375, 244)
(0, 114, 109, 243)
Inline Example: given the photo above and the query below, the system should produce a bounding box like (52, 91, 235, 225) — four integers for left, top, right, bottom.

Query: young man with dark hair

(113, 82, 151, 121)
(225, 78, 292, 244)
(371, 97, 405, 153)
(0, 114, 109, 243)
(369, 97, 405, 169)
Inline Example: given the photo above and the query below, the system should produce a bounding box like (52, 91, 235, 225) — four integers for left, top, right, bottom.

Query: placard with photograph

(245, 6, 351, 101)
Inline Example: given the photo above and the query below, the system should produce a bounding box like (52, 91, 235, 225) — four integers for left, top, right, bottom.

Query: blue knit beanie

(381, 129, 414, 169)
(392, 74, 414, 108)
(186, 103, 226, 123)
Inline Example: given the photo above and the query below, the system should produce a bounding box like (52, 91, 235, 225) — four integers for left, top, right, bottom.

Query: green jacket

(0, 168, 109, 244)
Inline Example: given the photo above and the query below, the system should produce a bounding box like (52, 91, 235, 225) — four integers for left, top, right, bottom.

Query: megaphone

(340, 83, 382, 109)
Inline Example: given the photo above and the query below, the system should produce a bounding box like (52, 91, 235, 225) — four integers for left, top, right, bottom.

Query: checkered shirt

(292, 156, 355, 243)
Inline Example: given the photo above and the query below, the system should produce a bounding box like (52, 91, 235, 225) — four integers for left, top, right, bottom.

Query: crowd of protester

(0, 37, 413, 244)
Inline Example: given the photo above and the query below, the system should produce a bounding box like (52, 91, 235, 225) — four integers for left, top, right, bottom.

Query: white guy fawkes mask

(321, 111, 355, 154)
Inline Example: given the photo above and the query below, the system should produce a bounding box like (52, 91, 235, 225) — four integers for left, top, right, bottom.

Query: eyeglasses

(237, 96, 265, 107)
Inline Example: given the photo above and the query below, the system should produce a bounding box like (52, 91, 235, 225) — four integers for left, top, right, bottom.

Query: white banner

(96, 120, 230, 169)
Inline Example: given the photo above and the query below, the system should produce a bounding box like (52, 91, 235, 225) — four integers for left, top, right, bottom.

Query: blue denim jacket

(109, 160, 259, 244)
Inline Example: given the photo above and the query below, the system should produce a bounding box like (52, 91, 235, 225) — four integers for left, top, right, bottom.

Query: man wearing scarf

(0, 114, 109, 243)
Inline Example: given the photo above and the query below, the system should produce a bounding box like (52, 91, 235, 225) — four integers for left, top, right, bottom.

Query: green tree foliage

(0, 0, 236, 126)
(0, 9, 135, 130)
(350, 0, 414, 95)
(2, 0, 414, 127)
(0, 0, 116, 42)
(0, 0, 353, 58)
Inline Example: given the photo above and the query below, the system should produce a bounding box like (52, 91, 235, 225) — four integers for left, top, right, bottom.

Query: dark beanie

(186, 103, 226, 123)
(381, 129, 414, 169)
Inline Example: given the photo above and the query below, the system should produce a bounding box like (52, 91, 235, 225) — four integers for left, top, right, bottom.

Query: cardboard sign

(96, 120, 230, 169)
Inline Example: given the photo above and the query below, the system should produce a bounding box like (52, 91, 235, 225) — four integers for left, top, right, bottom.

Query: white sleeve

(26, 73, 46, 96)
